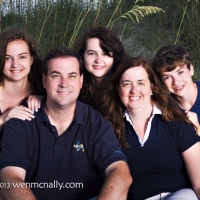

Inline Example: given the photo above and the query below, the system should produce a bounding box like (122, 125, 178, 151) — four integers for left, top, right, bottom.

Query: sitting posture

(0, 47, 132, 200)
(101, 57, 200, 200)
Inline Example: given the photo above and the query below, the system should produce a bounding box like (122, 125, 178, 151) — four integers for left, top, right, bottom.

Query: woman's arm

(0, 106, 34, 130)
(182, 142, 200, 198)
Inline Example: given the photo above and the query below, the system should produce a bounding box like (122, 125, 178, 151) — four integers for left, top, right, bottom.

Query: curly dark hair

(77, 26, 129, 105)
(0, 27, 44, 95)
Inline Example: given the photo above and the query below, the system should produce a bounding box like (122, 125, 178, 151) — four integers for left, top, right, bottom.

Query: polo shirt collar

(34, 99, 83, 125)
(124, 105, 162, 147)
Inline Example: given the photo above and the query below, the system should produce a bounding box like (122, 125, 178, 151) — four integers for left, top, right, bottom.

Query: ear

(42, 73, 47, 89)
(150, 83, 154, 95)
(189, 64, 194, 76)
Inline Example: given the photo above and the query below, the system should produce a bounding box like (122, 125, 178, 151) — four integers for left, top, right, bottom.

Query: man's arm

(1, 166, 36, 200)
(97, 161, 132, 200)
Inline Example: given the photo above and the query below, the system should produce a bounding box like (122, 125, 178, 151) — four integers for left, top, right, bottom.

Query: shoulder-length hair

(101, 57, 195, 147)
(0, 27, 44, 95)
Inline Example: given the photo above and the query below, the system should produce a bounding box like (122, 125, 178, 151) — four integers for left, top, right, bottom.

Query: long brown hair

(0, 27, 44, 95)
(101, 57, 195, 147)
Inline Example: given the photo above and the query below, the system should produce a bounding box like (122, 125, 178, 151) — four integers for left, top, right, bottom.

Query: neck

(0, 78, 32, 97)
(128, 103, 153, 123)
(90, 71, 112, 91)
(45, 100, 76, 136)
(127, 103, 153, 140)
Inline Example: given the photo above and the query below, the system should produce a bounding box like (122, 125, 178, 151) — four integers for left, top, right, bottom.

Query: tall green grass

(0, 0, 163, 56)
(1, 0, 200, 79)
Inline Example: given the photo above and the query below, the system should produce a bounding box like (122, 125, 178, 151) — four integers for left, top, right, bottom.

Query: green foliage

(107, 3, 164, 26)
(0, 0, 164, 57)
(1, 0, 200, 79)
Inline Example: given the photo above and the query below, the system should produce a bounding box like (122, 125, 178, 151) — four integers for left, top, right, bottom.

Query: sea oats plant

(0, 0, 164, 57)
(0, 0, 200, 79)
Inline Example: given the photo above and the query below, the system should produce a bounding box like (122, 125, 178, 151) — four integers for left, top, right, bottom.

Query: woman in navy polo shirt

(101, 57, 200, 200)
(77, 26, 129, 110)
(0, 27, 44, 131)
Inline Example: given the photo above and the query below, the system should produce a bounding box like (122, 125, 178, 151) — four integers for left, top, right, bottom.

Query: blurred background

(1, 0, 199, 79)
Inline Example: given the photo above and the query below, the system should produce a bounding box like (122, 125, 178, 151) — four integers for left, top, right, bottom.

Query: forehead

(86, 38, 100, 49)
(48, 57, 80, 73)
(6, 39, 29, 53)
(121, 66, 149, 80)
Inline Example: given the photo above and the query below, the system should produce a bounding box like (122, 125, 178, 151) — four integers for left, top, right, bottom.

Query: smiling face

(43, 57, 83, 109)
(83, 38, 114, 78)
(118, 66, 153, 112)
(3, 39, 33, 83)
(160, 64, 194, 97)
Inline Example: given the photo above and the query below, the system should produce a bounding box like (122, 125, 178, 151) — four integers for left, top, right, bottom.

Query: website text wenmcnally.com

(0, 180, 84, 190)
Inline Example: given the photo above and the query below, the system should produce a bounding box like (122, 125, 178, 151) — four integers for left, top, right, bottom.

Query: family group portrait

(0, 0, 200, 199)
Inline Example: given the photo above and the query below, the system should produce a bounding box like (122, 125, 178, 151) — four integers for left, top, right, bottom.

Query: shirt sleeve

(92, 118, 127, 173)
(0, 119, 30, 170)
(174, 121, 199, 153)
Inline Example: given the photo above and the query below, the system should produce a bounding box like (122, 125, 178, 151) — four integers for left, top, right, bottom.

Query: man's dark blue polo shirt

(0, 101, 126, 200)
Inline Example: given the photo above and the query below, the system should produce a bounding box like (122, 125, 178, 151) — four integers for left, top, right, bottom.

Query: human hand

(0, 105, 35, 126)
(27, 95, 43, 112)
(185, 110, 200, 135)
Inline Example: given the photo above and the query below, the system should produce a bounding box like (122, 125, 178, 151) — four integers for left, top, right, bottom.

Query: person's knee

(166, 188, 198, 200)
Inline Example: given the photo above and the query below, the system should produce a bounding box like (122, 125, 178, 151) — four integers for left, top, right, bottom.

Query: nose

(172, 76, 180, 85)
(94, 54, 102, 63)
(58, 77, 69, 88)
(11, 58, 20, 68)
(130, 84, 138, 94)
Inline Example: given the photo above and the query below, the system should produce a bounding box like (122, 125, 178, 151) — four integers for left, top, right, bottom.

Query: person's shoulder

(154, 114, 195, 134)
(77, 100, 102, 115)
(165, 118, 196, 137)
(195, 81, 200, 89)
(76, 100, 111, 124)
(5, 116, 35, 130)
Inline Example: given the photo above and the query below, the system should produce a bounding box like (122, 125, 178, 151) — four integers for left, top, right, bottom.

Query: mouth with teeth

(129, 96, 141, 101)
(92, 65, 104, 70)
(173, 85, 184, 93)
(10, 69, 23, 74)
(57, 91, 71, 96)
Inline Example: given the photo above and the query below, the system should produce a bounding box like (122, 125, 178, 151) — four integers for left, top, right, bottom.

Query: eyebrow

(176, 67, 183, 72)
(50, 71, 79, 75)
(6, 52, 28, 56)
(85, 49, 96, 52)
(161, 67, 182, 76)
(121, 79, 145, 82)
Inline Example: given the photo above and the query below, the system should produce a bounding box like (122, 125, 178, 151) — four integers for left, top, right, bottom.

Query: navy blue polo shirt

(122, 113, 199, 200)
(190, 81, 200, 122)
(0, 100, 126, 200)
